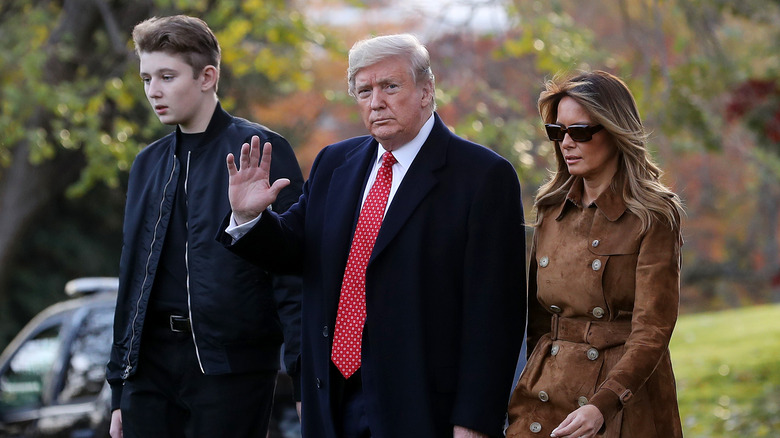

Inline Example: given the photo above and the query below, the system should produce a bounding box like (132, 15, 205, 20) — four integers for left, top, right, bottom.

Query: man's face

(353, 56, 433, 151)
(139, 51, 211, 133)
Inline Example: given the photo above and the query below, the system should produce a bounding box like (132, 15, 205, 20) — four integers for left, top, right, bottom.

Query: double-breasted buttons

(586, 348, 599, 360)
(539, 391, 549, 402)
(539, 256, 549, 268)
(592, 239, 600, 247)
(578, 396, 589, 407)
(322, 325, 329, 337)
(550, 343, 560, 356)
(316, 378, 322, 389)
(530, 422, 542, 433)
(592, 259, 602, 271)
(592, 307, 605, 319)
(549, 305, 562, 314)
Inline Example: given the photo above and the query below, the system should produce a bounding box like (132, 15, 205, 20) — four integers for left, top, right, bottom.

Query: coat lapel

(324, 139, 377, 243)
(370, 114, 449, 262)
(321, 137, 378, 314)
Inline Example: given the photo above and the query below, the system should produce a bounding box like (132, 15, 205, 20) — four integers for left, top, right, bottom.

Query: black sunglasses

(545, 123, 604, 142)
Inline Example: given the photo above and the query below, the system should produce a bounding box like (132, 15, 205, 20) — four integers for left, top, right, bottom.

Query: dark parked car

(0, 278, 300, 438)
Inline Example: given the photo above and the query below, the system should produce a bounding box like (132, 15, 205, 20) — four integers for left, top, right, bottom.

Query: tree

(449, 0, 780, 310)
(0, 0, 334, 346)
(0, 0, 155, 344)
(289, 0, 780, 310)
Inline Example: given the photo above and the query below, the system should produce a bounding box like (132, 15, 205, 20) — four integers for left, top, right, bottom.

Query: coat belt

(550, 314, 632, 350)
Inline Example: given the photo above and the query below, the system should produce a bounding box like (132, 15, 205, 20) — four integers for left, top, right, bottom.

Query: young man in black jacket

(106, 15, 303, 438)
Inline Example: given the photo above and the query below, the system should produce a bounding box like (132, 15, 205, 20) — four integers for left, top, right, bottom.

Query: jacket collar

(174, 102, 229, 149)
(371, 113, 448, 259)
(555, 176, 627, 222)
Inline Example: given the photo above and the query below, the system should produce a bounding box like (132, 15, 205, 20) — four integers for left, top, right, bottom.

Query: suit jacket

(221, 113, 526, 437)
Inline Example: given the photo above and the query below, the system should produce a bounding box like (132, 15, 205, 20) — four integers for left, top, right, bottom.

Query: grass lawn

(670, 302, 780, 437)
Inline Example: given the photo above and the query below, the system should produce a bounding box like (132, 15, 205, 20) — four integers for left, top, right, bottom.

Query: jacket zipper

(184, 151, 205, 373)
(123, 159, 178, 379)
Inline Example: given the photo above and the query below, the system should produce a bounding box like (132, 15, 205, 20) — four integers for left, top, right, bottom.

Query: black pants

(121, 323, 277, 438)
(330, 365, 372, 438)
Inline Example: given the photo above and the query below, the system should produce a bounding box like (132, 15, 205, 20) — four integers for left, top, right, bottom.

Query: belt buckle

(169, 315, 190, 333)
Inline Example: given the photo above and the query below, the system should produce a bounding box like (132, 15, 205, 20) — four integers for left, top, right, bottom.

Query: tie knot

(381, 151, 397, 168)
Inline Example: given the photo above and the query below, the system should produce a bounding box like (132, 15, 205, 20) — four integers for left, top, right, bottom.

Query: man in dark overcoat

(221, 33, 526, 438)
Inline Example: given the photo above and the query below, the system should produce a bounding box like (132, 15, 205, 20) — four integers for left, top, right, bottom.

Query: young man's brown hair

(132, 15, 221, 81)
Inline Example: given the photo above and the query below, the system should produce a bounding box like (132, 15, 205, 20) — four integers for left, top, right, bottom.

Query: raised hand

(226, 135, 291, 224)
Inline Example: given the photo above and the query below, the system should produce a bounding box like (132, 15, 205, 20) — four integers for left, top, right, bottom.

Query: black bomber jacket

(106, 104, 303, 409)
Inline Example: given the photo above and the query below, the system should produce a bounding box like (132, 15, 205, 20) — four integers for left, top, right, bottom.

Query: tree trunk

(0, 0, 153, 292)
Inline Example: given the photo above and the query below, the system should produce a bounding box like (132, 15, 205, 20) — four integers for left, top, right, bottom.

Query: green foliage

(0, 0, 334, 195)
(670, 304, 780, 437)
(1, 0, 149, 195)
(499, 3, 601, 76)
(0, 0, 336, 346)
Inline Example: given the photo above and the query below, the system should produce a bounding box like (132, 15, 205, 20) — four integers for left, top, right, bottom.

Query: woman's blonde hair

(535, 70, 682, 232)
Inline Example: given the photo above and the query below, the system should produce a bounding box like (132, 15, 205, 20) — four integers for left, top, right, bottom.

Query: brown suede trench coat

(506, 178, 683, 438)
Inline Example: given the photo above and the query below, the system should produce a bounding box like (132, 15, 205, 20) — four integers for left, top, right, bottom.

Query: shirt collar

(556, 176, 628, 222)
(374, 114, 435, 169)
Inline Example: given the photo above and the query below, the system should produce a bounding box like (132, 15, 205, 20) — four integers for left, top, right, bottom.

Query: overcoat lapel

(321, 137, 378, 314)
(370, 115, 449, 262)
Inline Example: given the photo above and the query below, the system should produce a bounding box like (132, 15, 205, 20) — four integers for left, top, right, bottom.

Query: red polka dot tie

(331, 151, 397, 378)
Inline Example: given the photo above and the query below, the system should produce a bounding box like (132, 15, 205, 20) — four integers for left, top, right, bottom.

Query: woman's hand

(550, 404, 604, 438)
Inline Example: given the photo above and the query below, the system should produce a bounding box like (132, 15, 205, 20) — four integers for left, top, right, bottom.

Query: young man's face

(139, 51, 213, 133)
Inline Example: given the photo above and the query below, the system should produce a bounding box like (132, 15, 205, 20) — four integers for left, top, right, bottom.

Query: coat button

(316, 378, 322, 389)
(578, 396, 589, 407)
(592, 239, 600, 247)
(539, 256, 549, 268)
(322, 325, 329, 337)
(550, 344, 560, 356)
(539, 391, 549, 402)
(549, 305, 562, 314)
(586, 347, 599, 360)
(530, 422, 542, 433)
(592, 307, 605, 319)
(591, 259, 602, 271)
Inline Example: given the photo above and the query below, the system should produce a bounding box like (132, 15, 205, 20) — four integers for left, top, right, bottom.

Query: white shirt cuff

(225, 212, 263, 242)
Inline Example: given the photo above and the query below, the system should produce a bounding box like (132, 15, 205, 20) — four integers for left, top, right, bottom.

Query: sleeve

(589, 216, 682, 423)
(106, 152, 159, 411)
(268, 135, 304, 214)
(265, 133, 304, 400)
(450, 157, 527, 436)
(273, 273, 302, 401)
(216, 136, 326, 273)
(106, 157, 144, 411)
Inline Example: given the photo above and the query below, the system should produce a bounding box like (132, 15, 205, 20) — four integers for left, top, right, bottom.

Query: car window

(58, 306, 114, 402)
(0, 324, 63, 410)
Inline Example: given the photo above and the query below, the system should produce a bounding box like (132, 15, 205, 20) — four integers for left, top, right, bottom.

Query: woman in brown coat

(506, 71, 684, 438)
